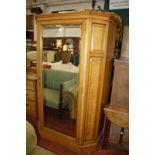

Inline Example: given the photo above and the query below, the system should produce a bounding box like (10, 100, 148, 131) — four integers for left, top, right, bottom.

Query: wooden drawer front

(26, 100, 36, 111)
(26, 90, 36, 101)
(27, 80, 35, 91)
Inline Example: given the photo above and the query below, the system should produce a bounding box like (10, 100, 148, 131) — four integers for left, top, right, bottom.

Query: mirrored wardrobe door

(41, 24, 81, 137)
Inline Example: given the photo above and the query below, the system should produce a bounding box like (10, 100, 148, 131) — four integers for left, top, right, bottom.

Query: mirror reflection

(42, 25, 81, 137)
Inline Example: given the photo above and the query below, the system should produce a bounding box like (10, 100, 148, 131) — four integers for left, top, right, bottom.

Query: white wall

(43, 28, 64, 38)
(26, 0, 104, 15)
(45, 1, 104, 13)
(42, 26, 81, 38)
(64, 27, 81, 37)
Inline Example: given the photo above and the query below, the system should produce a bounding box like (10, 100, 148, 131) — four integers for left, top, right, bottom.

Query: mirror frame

(37, 17, 88, 151)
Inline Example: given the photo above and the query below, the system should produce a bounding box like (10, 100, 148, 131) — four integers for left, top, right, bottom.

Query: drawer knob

(26, 104, 29, 107)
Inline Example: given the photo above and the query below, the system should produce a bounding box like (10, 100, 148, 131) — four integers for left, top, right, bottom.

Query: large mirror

(41, 24, 81, 137)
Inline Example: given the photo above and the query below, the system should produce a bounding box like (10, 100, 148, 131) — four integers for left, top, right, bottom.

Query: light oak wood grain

(26, 80, 35, 91)
(91, 24, 105, 52)
(36, 10, 120, 153)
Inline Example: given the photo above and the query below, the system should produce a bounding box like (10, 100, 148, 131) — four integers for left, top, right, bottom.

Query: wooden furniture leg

(119, 127, 124, 144)
(101, 117, 111, 148)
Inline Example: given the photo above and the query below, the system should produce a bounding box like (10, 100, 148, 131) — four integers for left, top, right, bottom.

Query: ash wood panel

(76, 19, 91, 145)
(37, 22, 45, 132)
(91, 24, 105, 52)
(26, 80, 35, 91)
(84, 57, 104, 142)
(26, 90, 36, 101)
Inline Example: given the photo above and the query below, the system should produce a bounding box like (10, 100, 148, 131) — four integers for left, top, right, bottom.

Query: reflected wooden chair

(43, 69, 78, 120)
(63, 86, 78, 120)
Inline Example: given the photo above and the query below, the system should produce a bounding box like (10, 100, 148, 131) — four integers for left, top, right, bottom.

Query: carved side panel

(91, 24, 106, 53)
(84, 57, 104, 142)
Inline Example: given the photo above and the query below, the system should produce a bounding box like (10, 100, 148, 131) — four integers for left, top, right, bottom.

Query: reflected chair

(63, 78, 78, 120)
(43, 69, 77, 119)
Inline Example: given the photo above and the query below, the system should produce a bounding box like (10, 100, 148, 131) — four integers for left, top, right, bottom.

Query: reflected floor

(44, 107, 76, 138)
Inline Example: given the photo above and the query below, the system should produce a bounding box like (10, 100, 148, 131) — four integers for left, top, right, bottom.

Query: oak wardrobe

(36, 10, 120, 153)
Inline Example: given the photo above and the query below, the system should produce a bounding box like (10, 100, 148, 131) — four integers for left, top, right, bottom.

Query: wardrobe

(36, 10, 120, 153)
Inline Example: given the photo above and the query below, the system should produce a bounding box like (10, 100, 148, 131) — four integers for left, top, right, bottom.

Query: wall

(104, 0, 129, 26)
(26, 0, 104, 15)
(26, 0, 104, 41)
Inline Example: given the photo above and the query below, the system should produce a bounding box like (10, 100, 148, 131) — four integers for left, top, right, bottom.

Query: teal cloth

(43, 69, 77, 109)
(43, 88, 60, 109)
(63, 78, 77, 99)
(43, 69, 77, 90)
(63, 78, 77, 92)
